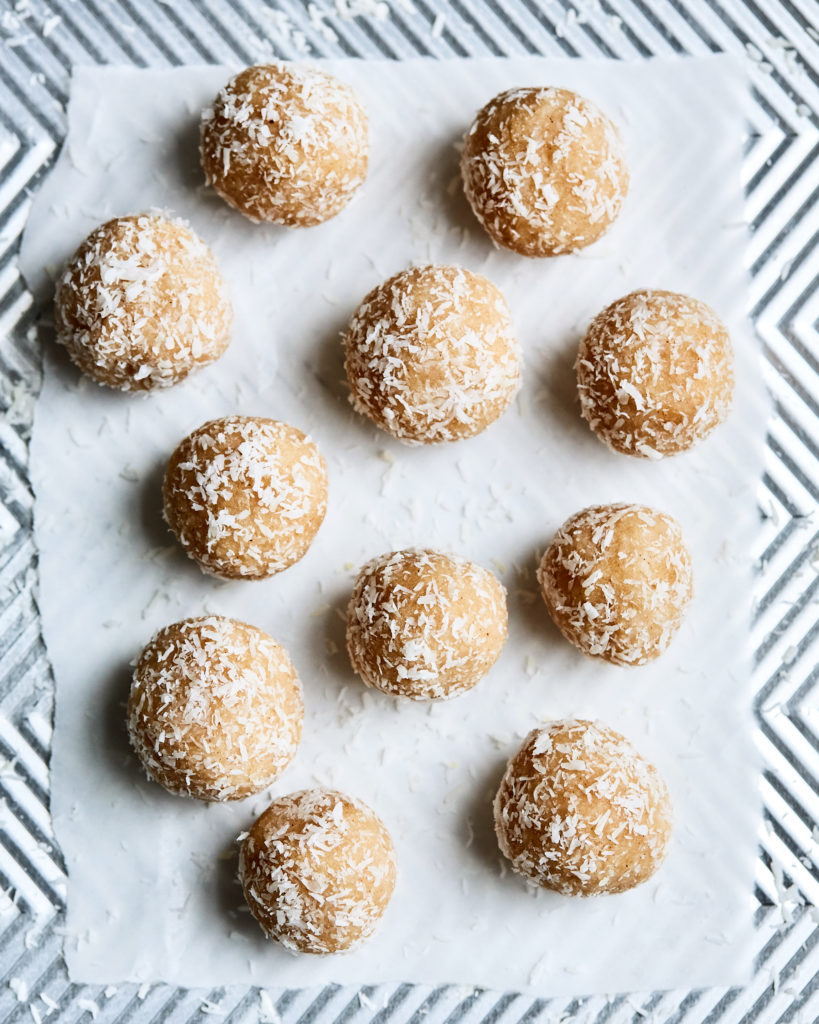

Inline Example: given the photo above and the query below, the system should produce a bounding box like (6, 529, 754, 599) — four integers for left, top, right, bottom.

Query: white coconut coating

(54, 213, 231, 390)
(344, 265, 521, 445)
(239, 788, 397, 954)
(461, 87, 628, 257)
(576, 289, 735, 458)
(201, 64, 368, 226)
(127, 616, 303, 802)
(163, 416, 328, 581)
(537, 503, 693, 666)
(494, 719, 673, 895)
(346, 549, 508, 701)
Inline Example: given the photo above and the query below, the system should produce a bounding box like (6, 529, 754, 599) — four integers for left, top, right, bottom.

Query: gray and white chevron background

(1, 0, 818, 1021)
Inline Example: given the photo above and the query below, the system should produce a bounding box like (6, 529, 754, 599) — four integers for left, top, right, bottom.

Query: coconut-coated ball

(127, 616, 303, 801)
(201, 64, 368, 226)
(346, 549, 507, 701)
(494, 719, 673, 895)
(54, 213, 231, 390)
(461, 87, 628, 257)
(576, 289, 735, 458)
(538, 503, 692, 666)
(344, 265, 521, 444)
(240, 788, 396, 954)
(163, 416, 328, 580)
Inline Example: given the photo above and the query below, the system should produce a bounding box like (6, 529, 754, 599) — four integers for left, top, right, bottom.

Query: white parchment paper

(21, 57, 766, 995)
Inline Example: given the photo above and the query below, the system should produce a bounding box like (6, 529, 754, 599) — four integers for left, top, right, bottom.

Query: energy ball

(201, 64, 368, 226)
(576, 289, 735, 458)
(127, 616, 303, 801)
(346, 549, 507, 701)
(494, 719, 672, 895)
(538, 503, 692, 666)
(163, 416, 328, 580)
(344, 265, 521, 444)
(461, 87, 628, 257)
(240, 788, 396, 954)
(54, 213, 231, 390)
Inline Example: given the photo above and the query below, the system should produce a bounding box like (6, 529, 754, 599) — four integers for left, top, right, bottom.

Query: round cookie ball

(239, 788, 396, 954)
(576, 289, 735, 458)
(54, 213, 231, 390)
(163, 416, 328, 580)
(461, 87, 628, 257)
(494, 719, 672, 895)
(537, 503, 692, 666)
(346, 549, 507, 701)
(201, 64, 368, 226)
(344, 265, 521, 444)
(127, 616, 303, 801)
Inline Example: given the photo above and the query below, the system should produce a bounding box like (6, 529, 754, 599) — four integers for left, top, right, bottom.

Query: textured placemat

(1, 2, 818, 1023)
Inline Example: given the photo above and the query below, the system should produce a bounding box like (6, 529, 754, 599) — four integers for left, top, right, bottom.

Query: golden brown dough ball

(240, 788, 396, 954)
(576, 289, 735, 458)
(54, 213, 231, 390)
(494, 719, 672, 895)
(344, 265, 521, 444)
(163, 416, 328, 580)
(346, 549, 507, 701)
(537, 503, 692, 666)
(461, 87, 628, 257)
(127, 616, 303, 801)
(200, 64, 368, 226)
